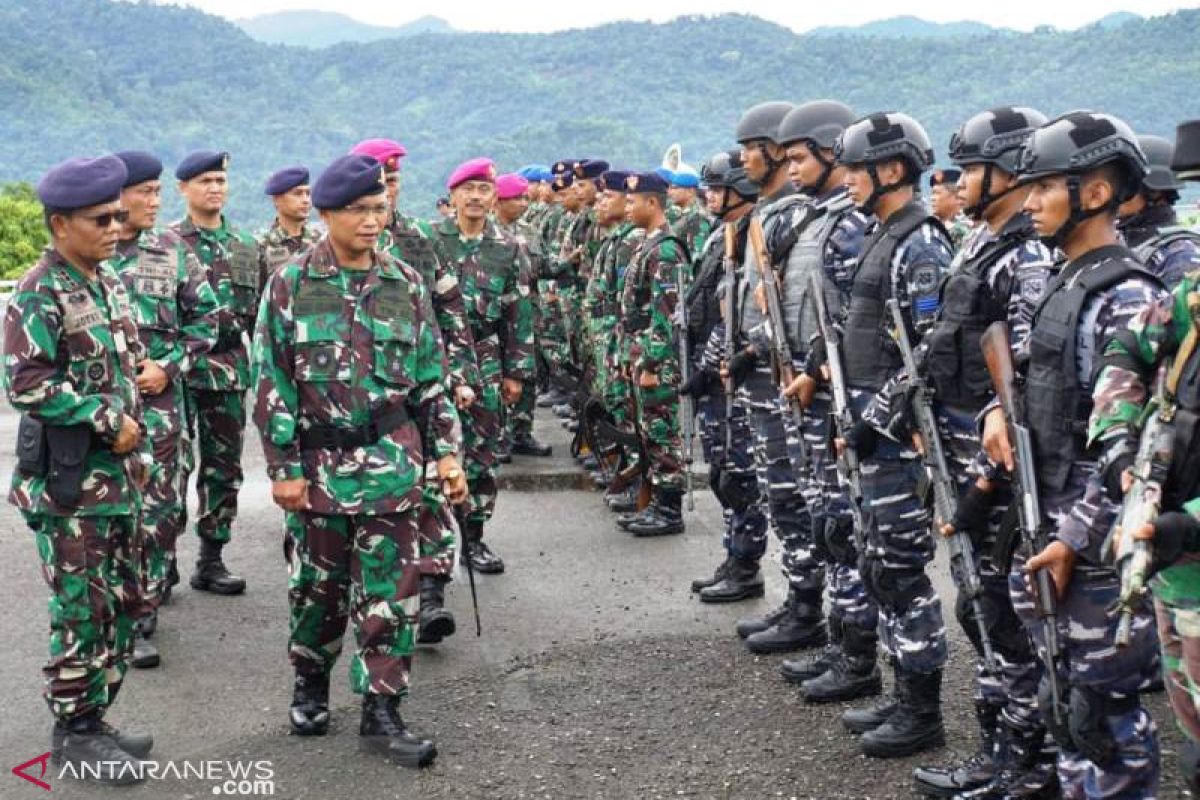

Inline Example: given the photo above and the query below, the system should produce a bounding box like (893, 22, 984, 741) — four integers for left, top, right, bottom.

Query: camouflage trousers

(28, 513, 141, 721)
(804, 392, 876, 635)
(140, 387, 187, 611)
(698, 391, 768, 560)
(462, 339, 504, 525)
(737, 366, 821, 594)
(416, 475, 458, 580)
(537, 281, 571, 379)
(939, 404, 1040, 738)
(284, 510, 421, 696)
(185, 387, 246, 543)
(504, 377, 537, 443)
(1009, 463, 1159, 799)
(1153, 560, 1200, 746)
(633, 380, 684, 491)
(850, 390, 946, 675)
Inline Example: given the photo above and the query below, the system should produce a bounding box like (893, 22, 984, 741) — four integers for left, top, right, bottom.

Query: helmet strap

(862, 162, 907, 214)
(801, 142, 835, 195)
(1043, 174, 1113, 250)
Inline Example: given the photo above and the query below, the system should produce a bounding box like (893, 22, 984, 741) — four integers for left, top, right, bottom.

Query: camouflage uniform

(1003, 245, 1168, 799)
(1092, 270, 1200, 790)
(4, 248, 148, 721)
(498, 215, 542, 445)
(430, 218, 535, 526)
(944, 212, 974, 251)
(108, 230, 219, 610)
(671, 200, 713, 261)
(257, 218, 322, 277)
(592, 222, 643, 425)
(538, 205, 574, 380)
(170, 214, 262, 545)
(250, 240, 460, 695)
(1120, 204, 1200, 290)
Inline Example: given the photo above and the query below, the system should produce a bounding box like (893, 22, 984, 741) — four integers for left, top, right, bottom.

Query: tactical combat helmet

(834, 112, 934, 210)
(1172, 119, 1200, 180)
(1016, 111, 1148, 246)
(948, 106, 1047, 217)
(777, 100, 856, 149)
(735, 101, 796, 145)
(1136, 134, 1183, 194)
(701, 150, 759, 200)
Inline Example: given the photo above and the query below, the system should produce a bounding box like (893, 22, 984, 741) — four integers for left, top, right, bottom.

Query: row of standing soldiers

(526, 104, 1200, 800)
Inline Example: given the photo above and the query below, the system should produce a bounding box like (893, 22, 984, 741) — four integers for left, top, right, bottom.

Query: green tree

(0, 182, 47, 280)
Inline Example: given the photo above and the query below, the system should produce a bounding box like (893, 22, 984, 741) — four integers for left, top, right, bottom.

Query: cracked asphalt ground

(0, 408, 1189, 799)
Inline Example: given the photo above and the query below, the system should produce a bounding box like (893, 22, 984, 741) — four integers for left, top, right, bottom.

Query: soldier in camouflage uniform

(5, 156, 154, 784)
(109, 150, 220, 671)
(1117, 134, 1200, 290)
(615, 170, 689, 536)
(679, 150, 768, 601)
(831, 113, 953, 759)
(494, 172, 553, 458)
(171, 150, 258, 596)
(980, 112, 1166, 798)
(349, 137, 481, 642)
(929, 167, 973, 250)
(431, 158, 535, 574)
(258, 166, 321, 277)
(668, 164, 713, 258)
(251, 154, 467, 767)
(535, 163, 579, 409)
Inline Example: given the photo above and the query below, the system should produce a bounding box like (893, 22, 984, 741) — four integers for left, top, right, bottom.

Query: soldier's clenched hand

(981, 406, 1014, 473)
(136, 359, 169, 396)
(112, 414, 141, 455)
(272, 478, 310, 512)
(437, 456, 468, 504)
(501, 378, 523, 405)
(455, 385, 476, 410)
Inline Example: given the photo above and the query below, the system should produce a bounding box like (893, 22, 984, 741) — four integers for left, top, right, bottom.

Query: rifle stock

(723, 222, 737, 454)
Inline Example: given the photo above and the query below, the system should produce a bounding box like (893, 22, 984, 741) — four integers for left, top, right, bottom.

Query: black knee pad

(717, 471, 759, 511)
(862, 560, 930, 612)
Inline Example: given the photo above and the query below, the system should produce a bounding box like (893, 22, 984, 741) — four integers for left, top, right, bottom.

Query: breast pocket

(372, 320, 418, 389)
(293, 325, 350, 384)
(228, 244, 260, 317)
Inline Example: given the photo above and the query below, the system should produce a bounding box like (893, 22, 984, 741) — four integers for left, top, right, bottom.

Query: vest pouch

(16, 415, 48, 478)
(45, 424, 93, 509)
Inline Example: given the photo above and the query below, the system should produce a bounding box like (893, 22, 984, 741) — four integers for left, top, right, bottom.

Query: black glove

(952, 484, 993, 546)
(1149, 511, 1200, 577)
(844, 419, 881, 460)
(804, 336, 827, 379)
(678, 369, 712, 399)
(1101, 450, 1135, 504)
(727, 347, 758, 387)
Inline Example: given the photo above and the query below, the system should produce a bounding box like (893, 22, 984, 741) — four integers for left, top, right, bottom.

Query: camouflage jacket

(429, 218, 535, 381)
(620, 225, 690, 379)
(258, 219, 322, 278)
(4, 248, 148, 516)
(108, 229, 219, 384)
(381, 210, 480, 391)
(671, 201, 713, 260)
(585, 222, 641, 325)
(250, 239, 460, 516)
(170, 214, 262, 391)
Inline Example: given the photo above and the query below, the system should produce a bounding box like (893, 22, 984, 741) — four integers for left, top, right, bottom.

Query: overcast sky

(158, 0, 1196, 33)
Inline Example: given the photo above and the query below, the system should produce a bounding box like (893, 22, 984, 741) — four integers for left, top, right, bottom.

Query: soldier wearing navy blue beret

(5, 156, 155, 783)
(169, 149, 259, 597)
(259, 165, 319, 277)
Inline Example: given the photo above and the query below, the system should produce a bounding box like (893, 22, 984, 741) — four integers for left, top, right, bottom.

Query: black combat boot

(781, 616, 843, 684)
(734, 589, 794, 639)
(52, 711, 146, 784)
(496, 440, 513, 464)
(691, 554, 733, 593)
(289, 671, 330, 736)
(190, 536, 247, 595)
(359, 694, 437, 768)
(627, 490, 685, 537)
(416, 575, 457, 644)
(860, 668, 944, 758)
(460, 521, 505, 574)
(605, 485, 639, 514)
(537, 388, 569, 408)
(744, 588, 826, 653)
(971, 722, 1058, 799)
(1184, 738, 1200, 797)
(131, 628, 160, 670)
(162, 559, 179, 604)
(804, 623, 882, 705)
(699, 556, 764, 603)
(912, 699, 1000, 796)
(512, 433, 552, 457)
(139, 610, 157, 639)
(52, 698, 154, 762)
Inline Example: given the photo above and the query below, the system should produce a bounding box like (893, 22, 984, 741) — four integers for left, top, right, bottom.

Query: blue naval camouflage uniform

(1121, 206, 1200, 291)
(1002, 244, 1167, 799)
(852, 201, 952, 677)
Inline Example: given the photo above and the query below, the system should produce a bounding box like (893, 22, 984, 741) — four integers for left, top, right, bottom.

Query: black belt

(210, 330, 244, 355)
(298, 407, 410, 451)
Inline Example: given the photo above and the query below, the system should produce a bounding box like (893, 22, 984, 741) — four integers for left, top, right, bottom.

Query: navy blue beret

(551, 172, 575, 192)
(624, 171, 670, 194)
(37, 156, 128, 211)
(175, 150, 229, 181)
(264, 165, 310, 196)
(575, 159, 610, 180)
(552, 159, 578, 176)
(114, 150, 162, 187)
(600, 170, 631, 192)
(312, 155, 387, 210)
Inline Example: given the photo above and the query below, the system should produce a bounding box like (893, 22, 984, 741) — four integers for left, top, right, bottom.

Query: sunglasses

(75, 210, 130, 228)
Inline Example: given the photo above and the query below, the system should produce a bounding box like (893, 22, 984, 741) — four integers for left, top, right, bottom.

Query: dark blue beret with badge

(312, 154, 387, 210)
(574, 159, 610, 180)
(600, 170, 631, 192)
(552, 159, 579, 176)
(175, 150, 229, 181)
(113, 150, 162, 187)
(624, 171, 670, 194)
(37, 156, 128, 210)
(929, 168, 962, 188)
(264, 166, 310, 196)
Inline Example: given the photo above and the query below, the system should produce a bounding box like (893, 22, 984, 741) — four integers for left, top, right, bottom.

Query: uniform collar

(305, 238, 398, 281)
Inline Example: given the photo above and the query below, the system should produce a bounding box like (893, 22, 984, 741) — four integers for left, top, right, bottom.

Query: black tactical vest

(686, 223, 742, 352)
(925, 215, 1034, 411)
(1166, 305, 1200, 508)
(843, 201, 935, 391)
(783, 194, 856, 360)
(1025, 247, 1155, 491)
